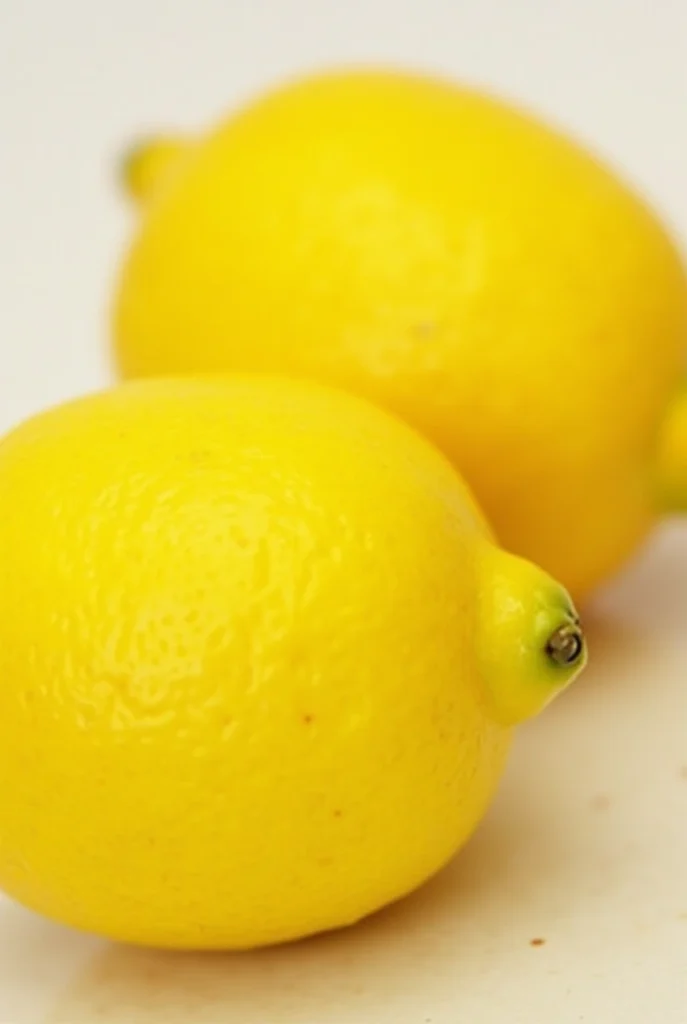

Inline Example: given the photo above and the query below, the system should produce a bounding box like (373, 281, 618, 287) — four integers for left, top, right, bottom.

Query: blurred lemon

(114, 67, 687, 599)
(0, 375, 584, 949)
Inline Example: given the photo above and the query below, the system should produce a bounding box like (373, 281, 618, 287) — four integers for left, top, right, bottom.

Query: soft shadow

(587, 522, 687, 636)
(558, 522, 687, 701)
(569, 606, 654, 696)
(47, 777, 578, 1024)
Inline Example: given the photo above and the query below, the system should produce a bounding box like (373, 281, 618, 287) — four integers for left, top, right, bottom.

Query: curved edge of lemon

(655, 380, 687, 515)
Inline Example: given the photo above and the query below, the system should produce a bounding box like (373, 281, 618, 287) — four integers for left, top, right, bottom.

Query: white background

(1, 2, 687, 1021)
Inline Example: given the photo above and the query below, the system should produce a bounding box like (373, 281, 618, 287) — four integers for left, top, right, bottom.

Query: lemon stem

(545, 621, 584, 667)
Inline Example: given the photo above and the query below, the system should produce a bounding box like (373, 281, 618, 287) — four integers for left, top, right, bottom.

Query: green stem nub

(546, 622, 584, 667)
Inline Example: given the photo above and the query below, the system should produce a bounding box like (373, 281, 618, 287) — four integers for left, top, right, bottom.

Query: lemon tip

(655, 380, 687, 515)
(119, 134, 189, 205)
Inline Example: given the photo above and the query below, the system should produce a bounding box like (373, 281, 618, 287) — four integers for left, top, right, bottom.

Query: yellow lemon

(113, 67, 687, 601)
(0, 376, 584, 950)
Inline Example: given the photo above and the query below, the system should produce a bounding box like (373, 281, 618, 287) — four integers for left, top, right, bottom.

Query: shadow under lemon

(46, 791, 567, 1024)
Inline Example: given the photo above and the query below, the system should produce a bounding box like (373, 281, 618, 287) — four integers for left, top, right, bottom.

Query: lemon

(113, 67, 687, 600)
(0, 376, 584, 950)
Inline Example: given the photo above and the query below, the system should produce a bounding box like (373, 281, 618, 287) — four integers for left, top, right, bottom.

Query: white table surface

(1, 1, 687, 1021)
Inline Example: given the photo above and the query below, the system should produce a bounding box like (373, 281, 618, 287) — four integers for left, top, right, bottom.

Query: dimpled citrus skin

(114, 68, 687, 600)
(0, 375, 580, 950)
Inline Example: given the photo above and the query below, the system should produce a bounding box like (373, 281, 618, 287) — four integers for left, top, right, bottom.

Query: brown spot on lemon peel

(414, 321, 438, 339)
(302, 714, 314, 725)
(530, 938, 546, 947)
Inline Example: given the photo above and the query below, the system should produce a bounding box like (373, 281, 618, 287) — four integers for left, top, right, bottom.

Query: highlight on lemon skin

(477, 546, 587, 727)
(655, 380, 687, 514)
(121, 134, 191, 205)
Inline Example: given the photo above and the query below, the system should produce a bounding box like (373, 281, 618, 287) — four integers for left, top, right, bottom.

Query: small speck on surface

(188, 450, 212, 464)
(530, 938, 546, 947)
(302, 714, 314, 725)
(590, 794, 611, 811)
(414, 321, 437, 339)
